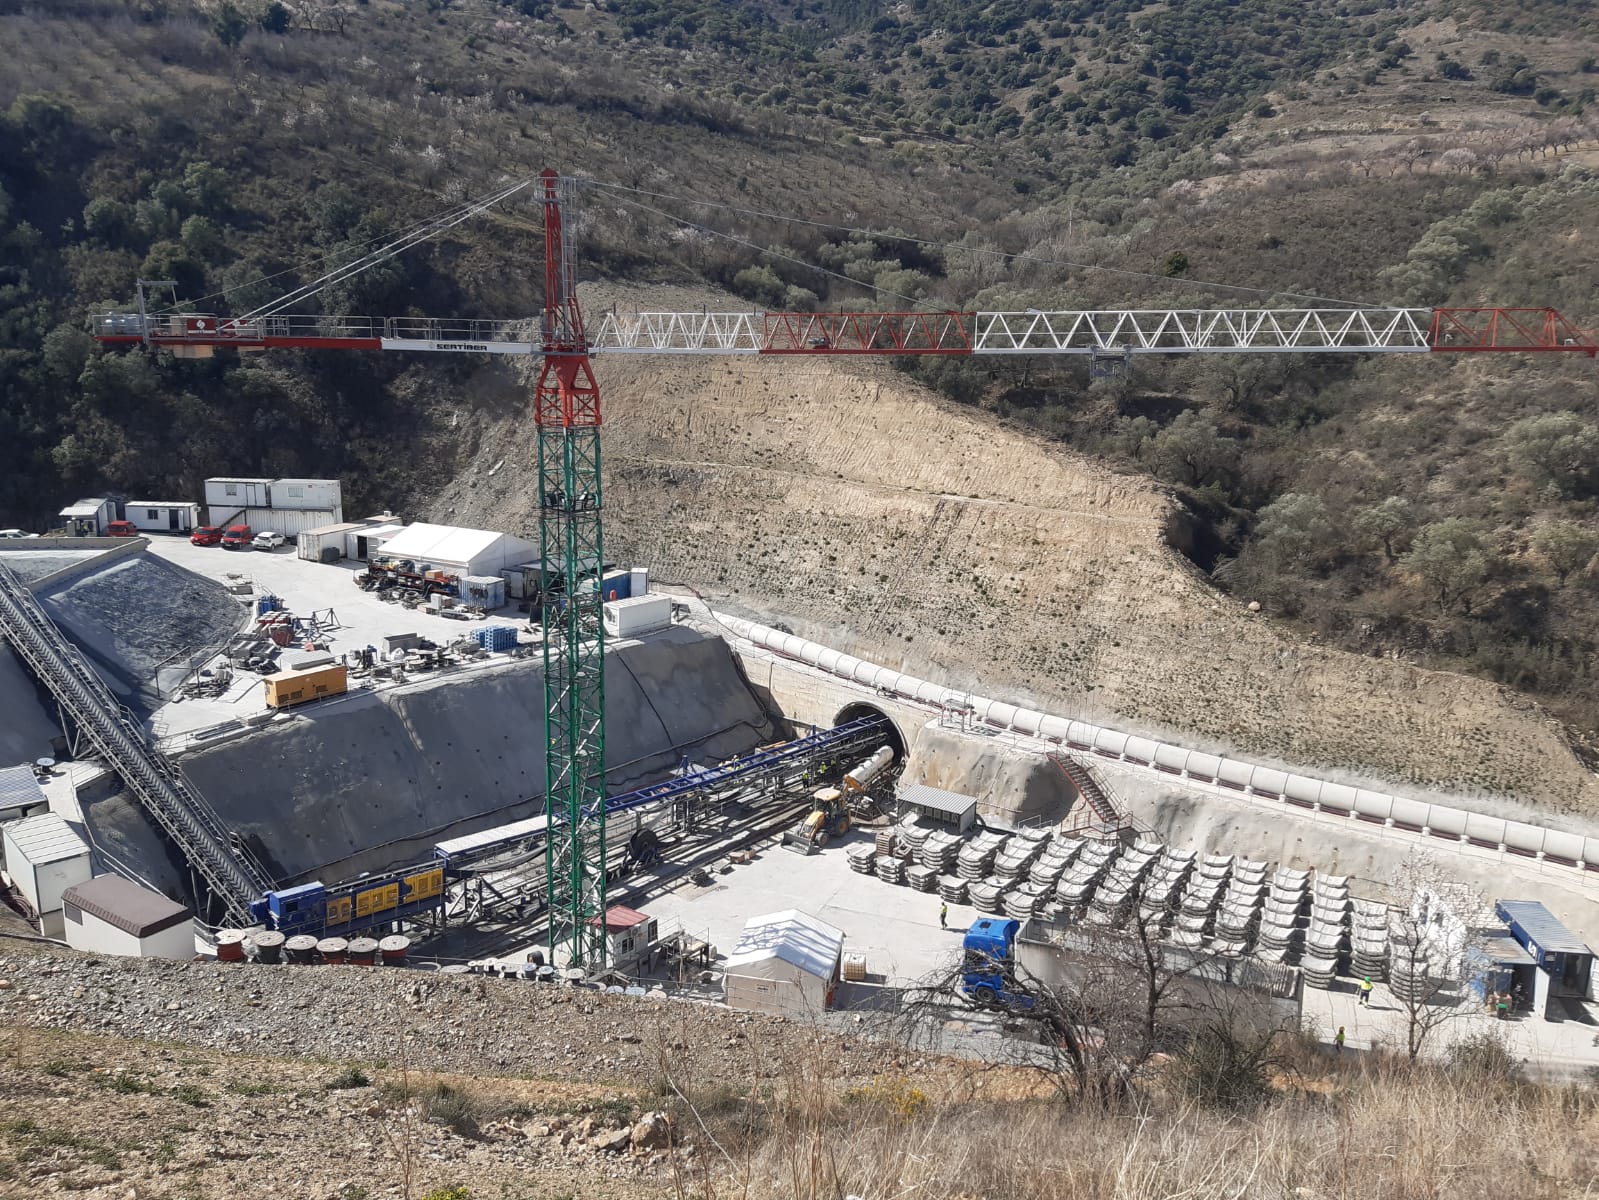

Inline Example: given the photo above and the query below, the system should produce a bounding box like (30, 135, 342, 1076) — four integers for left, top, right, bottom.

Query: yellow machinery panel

(264, 663, 349, 709)
(355, 882, 399, 918)
(403, 867, 444, 902)
(324, 895, 353, 928)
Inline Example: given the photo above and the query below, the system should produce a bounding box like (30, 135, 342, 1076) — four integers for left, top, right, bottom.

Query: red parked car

(190, 526, 223, 547)
(221, 524, 253, 549)
(105, 520, 138, 537)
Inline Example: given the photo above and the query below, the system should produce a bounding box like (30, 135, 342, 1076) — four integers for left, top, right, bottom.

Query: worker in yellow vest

(1359, 977, 1374, 1007)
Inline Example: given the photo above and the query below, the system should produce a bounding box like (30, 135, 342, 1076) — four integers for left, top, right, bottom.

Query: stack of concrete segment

(957, 831, 1006, 881)
(1091, 838, 1160, 920)
(905, 863, 939, 892)
(1054, 838, 1119, 906)
(1029, 837, 1081, 888)
(1213, 858, 1269, 949)
(1350, 899, 1391, 981)
(875, 854, 906, 885)
(896, 817, 931, 861)
(1255, 867, 1309, 964)
(969, 876, 1006, 914)
(1387, 918, 1435, 1002)
(1301, 872, 1352, 987)
(918, 831, 961, 874)
(938, 875, 968, 904)
(1004, 881, 1050, 920)
(875, 829, 898, 858)
(995, 829, 1050, 881)
(1138, 845, 1196, 928)
(847, 845, 878, 875)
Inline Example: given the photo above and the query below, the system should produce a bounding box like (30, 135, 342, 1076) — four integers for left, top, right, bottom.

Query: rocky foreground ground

(0, 942, 927, 1199)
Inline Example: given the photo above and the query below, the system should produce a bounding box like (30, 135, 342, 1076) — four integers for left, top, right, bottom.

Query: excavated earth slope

(430, 287, 1599, 815)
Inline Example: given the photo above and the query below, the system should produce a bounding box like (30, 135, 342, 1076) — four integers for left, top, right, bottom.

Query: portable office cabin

(897, 782, 979, 833)
(1495, 899, 1594, 1009)
(724, 909, 844, 1017)
(0, 766, 48, 822)
(126, 501, 199, 534)
(57, 498, 114, 536)
(61, 874, 194, 959)
(587, 905, 658, 973)
(1, 813, 91, 937)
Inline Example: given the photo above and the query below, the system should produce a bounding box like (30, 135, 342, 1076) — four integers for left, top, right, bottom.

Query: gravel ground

(0, 942, 933, 1197)
(0, 944, 920, 1085)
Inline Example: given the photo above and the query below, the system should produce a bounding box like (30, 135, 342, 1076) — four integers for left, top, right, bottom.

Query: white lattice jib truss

(970, 308, 1434, 354)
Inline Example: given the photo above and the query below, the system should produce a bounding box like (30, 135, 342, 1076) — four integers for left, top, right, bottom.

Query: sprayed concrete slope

(0, 641, 59, 766)
(34, 550, 243, 713)
(426, 285, 1599, 814)
(174, 625, 772, 885)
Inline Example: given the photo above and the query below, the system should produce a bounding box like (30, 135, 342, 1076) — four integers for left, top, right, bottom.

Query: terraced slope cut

(428, 292, 1599, 816)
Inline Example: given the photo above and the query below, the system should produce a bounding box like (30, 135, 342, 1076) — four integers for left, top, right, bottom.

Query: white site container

(1, 813, 91, 937)
(603, 594, 672, 639)
(629, 566, 649, 596)
(61, 874, 194, 959)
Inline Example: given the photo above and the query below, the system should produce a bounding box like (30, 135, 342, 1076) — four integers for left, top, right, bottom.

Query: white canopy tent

(373, 522, 537, 577)
(723, 908, 844, 1018)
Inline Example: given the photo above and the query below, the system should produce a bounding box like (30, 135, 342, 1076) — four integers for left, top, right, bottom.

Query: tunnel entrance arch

(833, 701, 907, 767)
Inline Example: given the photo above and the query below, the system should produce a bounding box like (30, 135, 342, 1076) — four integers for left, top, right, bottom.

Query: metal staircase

(0, 560, 272, 923)
(1047, 751, 1131, 834)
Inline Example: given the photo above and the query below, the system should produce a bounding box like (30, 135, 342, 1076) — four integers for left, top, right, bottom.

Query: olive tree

(1401, 519, 1493, 613)
(1531, 520, 1598, 586)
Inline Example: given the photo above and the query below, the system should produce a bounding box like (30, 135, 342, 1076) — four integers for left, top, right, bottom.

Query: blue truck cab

(960, 917, 1036, 1010)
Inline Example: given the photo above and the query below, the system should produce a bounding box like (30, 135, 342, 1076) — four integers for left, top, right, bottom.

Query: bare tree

(1384, 851, 1487, 1060)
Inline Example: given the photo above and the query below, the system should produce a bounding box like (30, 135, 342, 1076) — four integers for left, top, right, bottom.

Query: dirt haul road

(429, 285, 1599, 817)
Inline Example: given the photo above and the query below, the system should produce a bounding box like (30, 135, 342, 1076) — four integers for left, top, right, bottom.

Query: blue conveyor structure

(254, 713, 892, 938)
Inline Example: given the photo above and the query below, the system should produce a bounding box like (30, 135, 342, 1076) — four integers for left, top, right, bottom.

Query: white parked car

(0, 529, 37, 539)
(252, 531, 288, 550)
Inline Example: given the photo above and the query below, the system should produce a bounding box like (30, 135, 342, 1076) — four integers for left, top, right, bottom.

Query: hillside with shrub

(2, 0, 1599, 745)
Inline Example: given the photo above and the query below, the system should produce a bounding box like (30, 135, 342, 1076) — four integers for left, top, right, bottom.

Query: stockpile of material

(875, 829, 898, 858)
(905, 863, 939, 892)
(1029, 837, 1081, 888)
(969, 876, 1006, 914)
(1388, 918, 1435, 1003)
(1054, 838, 1119, 906)
(847, 845, 878, 876)
(1170, 854, 1231, 949)
(1255, 867, 1309, 964)
(938, 875, 969, 904)
(875, 853, 906, 885)
(1350, 899, 1391, 981)
(1091, 837, 1161, 921)
(1300, 873, 1352, 988)
(1138, 845, 1196, 928)
(895, 817, 931, 861)
(994, 828, 1051, 881)
(1213, 858, 1268, 952)
(1004, 880, 1050, 920)
(957, 831, 1006, 882)
(918, 830, 961, 874)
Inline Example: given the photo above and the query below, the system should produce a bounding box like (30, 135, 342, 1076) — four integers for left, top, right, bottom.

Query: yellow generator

(264, 663, 348, 709)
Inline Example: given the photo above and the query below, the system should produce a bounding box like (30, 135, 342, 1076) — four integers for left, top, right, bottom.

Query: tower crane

(92, 169, 1595, 968)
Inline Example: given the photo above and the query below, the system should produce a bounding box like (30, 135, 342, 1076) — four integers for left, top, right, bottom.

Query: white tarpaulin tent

(723, 908, 844, 1018)
(373, 522, 537, 577)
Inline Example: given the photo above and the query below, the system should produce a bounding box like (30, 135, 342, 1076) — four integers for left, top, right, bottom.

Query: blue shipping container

(600, 571, 631, 601)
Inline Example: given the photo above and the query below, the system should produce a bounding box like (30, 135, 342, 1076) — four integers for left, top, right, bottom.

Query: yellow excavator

(782, 787, 851, 854)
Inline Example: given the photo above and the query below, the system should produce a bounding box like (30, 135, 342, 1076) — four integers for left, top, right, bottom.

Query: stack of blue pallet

(473, 625, 518, 653)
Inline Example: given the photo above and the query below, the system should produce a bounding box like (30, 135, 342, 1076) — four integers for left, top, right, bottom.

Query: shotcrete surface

(903, 723, 1073, 825)
(0, 548, 105, 582)
(0, 641, 59, 766)
(175, 625, 771, 885)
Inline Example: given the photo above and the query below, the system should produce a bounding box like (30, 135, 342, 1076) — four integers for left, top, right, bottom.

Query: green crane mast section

(535, 170, 609, 969)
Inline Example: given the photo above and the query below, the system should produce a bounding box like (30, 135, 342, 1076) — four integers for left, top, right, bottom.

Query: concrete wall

(174, 625, 772, 885)
(63, 911, 194, 959)
(0, 641, 61, 766)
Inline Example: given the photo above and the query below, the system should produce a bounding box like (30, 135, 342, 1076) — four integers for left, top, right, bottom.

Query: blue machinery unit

(251, 714, 891, 938)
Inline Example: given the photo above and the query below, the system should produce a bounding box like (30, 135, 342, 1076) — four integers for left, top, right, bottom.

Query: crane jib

(93, 306, 1596, 357)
